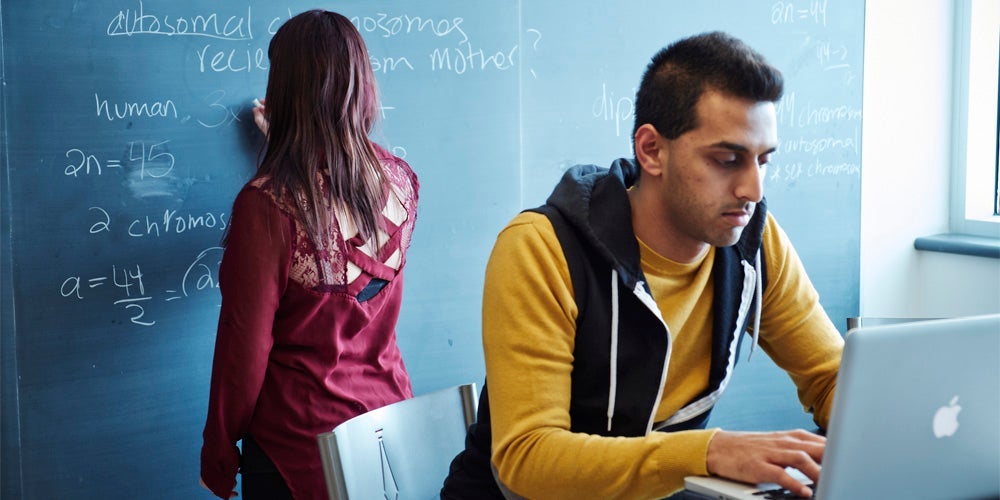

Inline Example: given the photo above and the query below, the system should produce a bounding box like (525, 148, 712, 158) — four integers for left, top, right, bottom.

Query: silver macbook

(685, 314, 1000, 500)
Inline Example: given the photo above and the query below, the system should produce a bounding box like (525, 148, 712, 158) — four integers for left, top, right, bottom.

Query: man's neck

(628, 189, 709, 264)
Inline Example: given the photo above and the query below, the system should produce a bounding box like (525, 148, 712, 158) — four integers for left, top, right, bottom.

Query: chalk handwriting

(526, 29, 542, 51)
(817, 41, 849, 71)
(59, 247, 222, 327)
(95, 93, 178, 121)
(61, 264, 154, 326)
(127, 140, 175, 179)
(781, 127, 860, 156)
(106, 7, 532, 76)
(379, 104, 397, 120)
(168, 246, 223, 301)
(89, 207, 112, 234)
(84, 205, 228, 238)
(197, 90, 243, 128)
(775, 92, 863, 129)
(771, 0, 828, 26)
(65, 141, 174, 180)
(115, 297, 155, 326)
(429, 43, 517, 73)
(769, 158, 860, 182)
(126, 209, 229, 238)
(351, 13, 469, 45)
(266, 13, 288, 35)
(370, 55, 414, 74)
(196, 44, 268, 73)
(65, 148, 107, 177)
(592, 83, 635, 138)
(524, 28, 543, 79)
(106, 1, 253, 40)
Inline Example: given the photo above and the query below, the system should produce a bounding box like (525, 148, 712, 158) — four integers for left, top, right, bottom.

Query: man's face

(656, 90, 778, 249)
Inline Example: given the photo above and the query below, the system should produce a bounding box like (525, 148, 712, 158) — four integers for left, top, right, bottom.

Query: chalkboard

(0, 1, 863, 498)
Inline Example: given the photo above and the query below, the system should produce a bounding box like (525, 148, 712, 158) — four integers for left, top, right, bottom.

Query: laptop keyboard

(752, 480, 818, 499)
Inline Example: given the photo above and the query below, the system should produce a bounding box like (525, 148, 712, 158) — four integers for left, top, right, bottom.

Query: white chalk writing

(776, 92, 863, 129)
(350, 13, 469, 45)
(59, 247, 222, 326)
(771, 0, 827, 26)
(592, 83, 635, 138)
(95, 93, 178, 121)
(106, 1, 253, 40)
(429, 43, 518, 73)
(65, 141, 175, 180)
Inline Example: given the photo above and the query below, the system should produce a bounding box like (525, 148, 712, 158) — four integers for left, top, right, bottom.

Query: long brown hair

(258, 10, 385, 249)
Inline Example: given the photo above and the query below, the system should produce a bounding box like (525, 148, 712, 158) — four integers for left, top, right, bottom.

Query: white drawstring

(747, 250, 763, 360)
(607, 251, 760, 429)
(607, 269, 620, 432)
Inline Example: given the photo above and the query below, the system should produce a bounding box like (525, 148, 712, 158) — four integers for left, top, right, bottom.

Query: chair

(317, 383, 478, 500)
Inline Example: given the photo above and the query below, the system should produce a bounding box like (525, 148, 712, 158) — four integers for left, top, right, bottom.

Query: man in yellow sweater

(442, 31, 844, 499)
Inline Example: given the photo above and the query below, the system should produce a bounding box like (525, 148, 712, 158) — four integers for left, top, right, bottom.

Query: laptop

(684, 314, 1000, 500)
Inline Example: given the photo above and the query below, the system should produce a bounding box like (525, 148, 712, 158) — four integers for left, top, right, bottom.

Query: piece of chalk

(252, 98, 262, 108)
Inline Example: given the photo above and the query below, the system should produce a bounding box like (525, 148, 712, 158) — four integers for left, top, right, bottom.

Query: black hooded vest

(441, 161, 768, 498)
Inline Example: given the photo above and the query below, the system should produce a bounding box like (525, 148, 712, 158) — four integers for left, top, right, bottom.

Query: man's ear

(634, 123, 667, 176)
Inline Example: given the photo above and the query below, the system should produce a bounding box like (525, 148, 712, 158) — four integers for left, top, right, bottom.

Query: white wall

(861, 0, 1000, 317)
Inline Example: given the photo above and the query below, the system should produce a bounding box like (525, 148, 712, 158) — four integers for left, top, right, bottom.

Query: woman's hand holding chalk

(251, 98, 268, 134)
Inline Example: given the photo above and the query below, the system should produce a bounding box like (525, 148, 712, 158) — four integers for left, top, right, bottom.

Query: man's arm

(700, 213, 845, 497)
(756, 213, 843, 429)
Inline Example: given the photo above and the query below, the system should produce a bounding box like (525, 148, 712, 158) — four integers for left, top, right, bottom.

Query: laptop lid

(817, 313, 999, 499)
(684, 314, 1000, 500)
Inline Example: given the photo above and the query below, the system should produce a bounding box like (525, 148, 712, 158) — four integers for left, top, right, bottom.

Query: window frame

(950, 0, 1000, 238)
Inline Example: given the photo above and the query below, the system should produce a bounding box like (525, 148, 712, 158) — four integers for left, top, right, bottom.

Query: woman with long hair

(200, 10, 419, 499)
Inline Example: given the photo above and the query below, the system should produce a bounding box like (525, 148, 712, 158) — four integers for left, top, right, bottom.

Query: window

(951, 0, 1000, 238)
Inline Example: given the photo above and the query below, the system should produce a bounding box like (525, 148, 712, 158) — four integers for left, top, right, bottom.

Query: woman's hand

(252, 98, 268, 135)
(199, 476, 238, 498)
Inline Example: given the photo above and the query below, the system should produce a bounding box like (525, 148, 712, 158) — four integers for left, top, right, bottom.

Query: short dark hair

(633, 31, 784, 144)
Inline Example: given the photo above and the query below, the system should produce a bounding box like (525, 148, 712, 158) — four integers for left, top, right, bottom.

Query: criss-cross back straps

(343, 211, 404, 283)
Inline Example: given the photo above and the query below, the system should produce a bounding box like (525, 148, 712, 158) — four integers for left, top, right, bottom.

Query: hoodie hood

(545, 159, 645, 290)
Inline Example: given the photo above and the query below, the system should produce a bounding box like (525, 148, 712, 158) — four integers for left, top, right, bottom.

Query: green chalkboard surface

(1, 1, 863, 498)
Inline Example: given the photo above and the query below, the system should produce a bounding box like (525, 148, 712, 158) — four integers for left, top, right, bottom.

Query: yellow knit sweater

(483, 211, 844, 499)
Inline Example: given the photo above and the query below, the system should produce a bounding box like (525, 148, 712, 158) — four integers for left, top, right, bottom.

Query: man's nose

(735, 163, 764, 202)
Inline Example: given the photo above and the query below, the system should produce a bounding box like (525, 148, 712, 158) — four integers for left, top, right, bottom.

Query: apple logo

(932, 395, 962, 438)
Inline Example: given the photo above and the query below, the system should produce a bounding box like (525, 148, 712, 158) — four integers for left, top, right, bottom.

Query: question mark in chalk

(527, 28, 542, 51)
(525, 28, 543, 79)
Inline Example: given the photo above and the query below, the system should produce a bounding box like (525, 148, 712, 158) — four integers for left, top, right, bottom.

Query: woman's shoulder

(371, 143, 412, 172)
(244, 175, 270, 191)
(372, 142, 419, 199)
(233, 175, 297, 216)
(371, 141, 397, 161)
(237, 175, 276, 202)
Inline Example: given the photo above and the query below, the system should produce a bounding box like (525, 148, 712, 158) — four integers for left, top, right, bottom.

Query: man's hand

(706, 429, 824, 498)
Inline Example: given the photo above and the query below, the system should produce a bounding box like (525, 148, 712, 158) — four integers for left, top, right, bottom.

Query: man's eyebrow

(708, 141, 778, 156)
